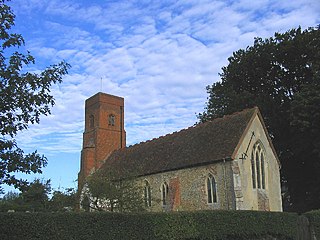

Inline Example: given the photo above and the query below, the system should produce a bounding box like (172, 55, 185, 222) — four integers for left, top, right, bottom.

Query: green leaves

(50, 188, 77, 212)
(0, 0, 70, 192)
(0, 210, 299, 240)
(199, 26, 320, 212)
(0, 182, 77, 213)
(85, 170, 145, 213)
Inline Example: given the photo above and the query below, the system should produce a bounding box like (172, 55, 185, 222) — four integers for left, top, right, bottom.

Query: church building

(78, 92, 282, 212)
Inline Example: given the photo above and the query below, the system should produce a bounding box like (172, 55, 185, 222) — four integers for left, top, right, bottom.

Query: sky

(3, 0, 319, 194)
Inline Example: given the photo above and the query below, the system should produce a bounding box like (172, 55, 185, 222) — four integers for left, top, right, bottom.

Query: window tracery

(251, 141, 266, 189)
(207, 174, 217, 203)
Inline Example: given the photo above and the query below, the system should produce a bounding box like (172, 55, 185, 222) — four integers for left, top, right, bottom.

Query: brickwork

(78, 92, 126, 190)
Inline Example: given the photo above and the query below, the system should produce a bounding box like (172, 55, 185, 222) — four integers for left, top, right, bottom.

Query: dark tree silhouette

(199, 26, 320, 212)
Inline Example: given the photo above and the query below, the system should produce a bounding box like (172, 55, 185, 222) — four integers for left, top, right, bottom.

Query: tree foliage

(0, 179, 77, 212)
(199, 26, 320, 212)
(0, 190, 25, 212)
(19, 178, 51, 212)
(0, 0, 70, 192)
(50, 188, 77, 212)
(84, 170, 145, 213)
(0, 178, 50, 212)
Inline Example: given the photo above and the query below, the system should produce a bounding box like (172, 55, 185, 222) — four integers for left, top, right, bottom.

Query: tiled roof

(100, 107, 257, 178)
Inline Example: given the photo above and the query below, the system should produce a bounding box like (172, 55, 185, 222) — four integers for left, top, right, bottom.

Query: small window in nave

(207, 174, 217, 203)
(144, 180, 152, 207)
(161, 182, 169, 206)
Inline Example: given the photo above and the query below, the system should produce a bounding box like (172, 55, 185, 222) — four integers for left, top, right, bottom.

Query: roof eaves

(131, 156, 234, 179)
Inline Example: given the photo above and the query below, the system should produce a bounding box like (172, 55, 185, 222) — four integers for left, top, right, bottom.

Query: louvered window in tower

(108, 114, 115, 126)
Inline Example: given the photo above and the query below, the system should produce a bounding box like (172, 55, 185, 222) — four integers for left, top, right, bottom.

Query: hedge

(0, 210, 298, 240)
(149, 210, 298, 240)
(305, 210, 320, 238)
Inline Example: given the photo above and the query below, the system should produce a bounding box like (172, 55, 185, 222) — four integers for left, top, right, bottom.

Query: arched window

(207, 174, 217, 203)
(144, 180, 151, 207)
(261, 152, 265, 189)
(89, 115, 94, 129)
(108, 114, 115, 126)
(251, 151, 256, 188)
(161, 182, 169, 206)
(256, 149, 261, 189)
(251, 142, 266, 189)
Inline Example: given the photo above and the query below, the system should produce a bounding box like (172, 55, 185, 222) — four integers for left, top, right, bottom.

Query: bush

(147, 210, 297, 240)
(0, 212, 150, 240)
(305, 209, 320, 238)
(0, 210, 298, 240)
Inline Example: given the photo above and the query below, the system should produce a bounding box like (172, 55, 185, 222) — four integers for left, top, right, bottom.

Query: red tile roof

(100, 107, 257, 178)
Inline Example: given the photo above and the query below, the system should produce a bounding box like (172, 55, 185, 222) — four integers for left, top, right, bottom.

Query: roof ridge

(193, 106, 257, 129)
(222, 106, 256, 118)
(124, 127, 189, 150)
(102, 106, 258, 178)
(122, 107, 257, 152)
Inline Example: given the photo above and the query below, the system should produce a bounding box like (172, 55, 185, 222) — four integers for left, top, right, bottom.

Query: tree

(0, 0, 70, 192)
(50, 188, 77, 212)
(287, 84, 320, 211)
(0, 180, 77, 212)
(20, 178, 51, 212)
(0, 191, 24, 212)
(198, 26, 320, 212)
(0, 178, 51, 212)
(84, 170, 145, 212)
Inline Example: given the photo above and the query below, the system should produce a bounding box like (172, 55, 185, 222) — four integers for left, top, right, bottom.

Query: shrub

(0, 210, 298, 240)
(305, 209, 320, 238)
(147, 210, 297, 240)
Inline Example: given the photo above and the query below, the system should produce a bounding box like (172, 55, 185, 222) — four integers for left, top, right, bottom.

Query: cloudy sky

(4, 0, 319, 193)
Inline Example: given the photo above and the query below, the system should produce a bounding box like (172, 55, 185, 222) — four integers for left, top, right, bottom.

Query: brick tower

(78, 92, 126, 190)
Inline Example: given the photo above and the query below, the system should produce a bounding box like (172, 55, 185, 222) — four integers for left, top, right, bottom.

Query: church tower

(78, 92, 126, 189)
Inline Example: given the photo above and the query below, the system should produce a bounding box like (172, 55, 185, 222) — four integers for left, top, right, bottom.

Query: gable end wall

(232, 115, 282, 211)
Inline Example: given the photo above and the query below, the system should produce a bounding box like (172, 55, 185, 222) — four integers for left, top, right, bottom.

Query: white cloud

(14, 0, 318, 154)
(4, 0, 319, 191)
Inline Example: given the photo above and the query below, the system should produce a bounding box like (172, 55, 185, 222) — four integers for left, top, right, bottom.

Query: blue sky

(3, 0, 319, 194)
